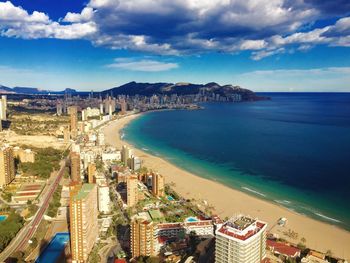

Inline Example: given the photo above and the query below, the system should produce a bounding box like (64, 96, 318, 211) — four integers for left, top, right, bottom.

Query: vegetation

(1, 191, 12, 202)
(47, 185, 62, 218)
(9, 112, 68, 135)
(19, 147, 62, 179)
(0, 211, 24, 252)
(88, 244, 101, 263)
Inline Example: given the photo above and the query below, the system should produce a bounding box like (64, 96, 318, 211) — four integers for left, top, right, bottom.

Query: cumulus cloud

(0, 0, 350, 59)
(0, 1, 96, 39)
(106, 58, 178, 72)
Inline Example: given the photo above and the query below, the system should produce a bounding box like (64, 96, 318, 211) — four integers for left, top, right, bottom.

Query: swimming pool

(36, 233, 69, 263)
(167, 195, 174, 201)
(185, 216, 199, 222)
(0, 215, 7, 221)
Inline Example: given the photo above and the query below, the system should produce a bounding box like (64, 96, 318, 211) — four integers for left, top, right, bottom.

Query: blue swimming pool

(0, 215, 7, 221)
(36, 233, 69, 263)
(167, 195, 174, 201)
(186, 216, 199, 222)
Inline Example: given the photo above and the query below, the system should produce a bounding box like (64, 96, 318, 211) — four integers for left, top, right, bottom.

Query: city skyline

(0, 0, 350, 92)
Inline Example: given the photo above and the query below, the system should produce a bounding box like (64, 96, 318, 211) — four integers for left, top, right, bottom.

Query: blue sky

(0, 0, 350, 92)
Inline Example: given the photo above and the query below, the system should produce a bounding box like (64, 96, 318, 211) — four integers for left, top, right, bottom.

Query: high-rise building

(87, 162, 96, 184)
(69, 183, 98, 263)
(56, 101, 63, 116)
(0, 144, 15, 187)
(99, 103, 104, 115)
(69, 106, 78, 139)
(127, 175, 138, 207)
(130, 156, 141, 171)
(71, 152, 81, 182)
(121, 145, 133, 166)
(215, 215, 267, 263)
(81, 109, 87, 121)
(152, 173, 165, 197)
(120, 99, 127, 115)
(0, 95, 7, 121)
(130, 217, 158, 258)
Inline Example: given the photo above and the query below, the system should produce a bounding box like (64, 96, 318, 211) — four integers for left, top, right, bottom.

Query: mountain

(101, 81, 264, 100)
(0, 86, 78, 95)
(0, 85, 14, 94)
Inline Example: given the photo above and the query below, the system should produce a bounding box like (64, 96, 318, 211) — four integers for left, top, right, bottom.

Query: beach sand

(102, 114, 350, 260)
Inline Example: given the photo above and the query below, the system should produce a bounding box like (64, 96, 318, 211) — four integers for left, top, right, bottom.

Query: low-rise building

(98, 184, 111, 214)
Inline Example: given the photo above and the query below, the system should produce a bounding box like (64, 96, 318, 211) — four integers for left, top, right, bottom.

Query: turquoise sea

(123, 93, 350, 230)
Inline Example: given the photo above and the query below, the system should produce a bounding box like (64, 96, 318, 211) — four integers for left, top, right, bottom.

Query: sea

(123, 93, 350, 230)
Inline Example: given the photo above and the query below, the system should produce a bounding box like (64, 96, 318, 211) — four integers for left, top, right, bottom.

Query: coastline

(102, 113, 350, 260)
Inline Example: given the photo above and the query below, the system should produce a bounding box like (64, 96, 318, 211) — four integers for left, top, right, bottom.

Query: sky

(0, 0, 350, 92)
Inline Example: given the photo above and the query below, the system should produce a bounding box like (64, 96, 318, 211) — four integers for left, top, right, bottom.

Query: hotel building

(152, 173, 165, 197)
(71, 152, 81, 182)
(69, 183, 98, 263)
(131, 217, 158, 258)
(0, 144, 15, 187)
(127, 175, 138, 207)
(215, 215, 267, 263)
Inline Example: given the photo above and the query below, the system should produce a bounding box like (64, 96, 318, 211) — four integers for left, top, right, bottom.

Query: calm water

(123, 93, 350, 230)
(36, 233, 69, 263)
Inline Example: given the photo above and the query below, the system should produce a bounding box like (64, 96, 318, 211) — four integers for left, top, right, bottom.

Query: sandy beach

(102, 114, 350, 260)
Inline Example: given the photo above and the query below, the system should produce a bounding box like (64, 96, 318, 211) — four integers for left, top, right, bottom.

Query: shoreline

(102, 113, 350, 260)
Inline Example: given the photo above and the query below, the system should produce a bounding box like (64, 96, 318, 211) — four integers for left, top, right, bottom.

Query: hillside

(101, 81, 265, 101)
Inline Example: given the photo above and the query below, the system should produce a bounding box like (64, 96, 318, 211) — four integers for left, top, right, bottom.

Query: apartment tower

(69, 106, 78, 139)
(126, 175, 138, 207)
(69, 183, 98, 263)
(130, 217, 158, 258)
(0, 144, 15, 187)
(71, 152, 81, 182)
(87, 163, 96, 184)
(152, 173, 165, 197)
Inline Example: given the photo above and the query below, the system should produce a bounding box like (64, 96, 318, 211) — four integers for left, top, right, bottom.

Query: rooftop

(73, 184, 95, 200)
(217, 215, 266, 241)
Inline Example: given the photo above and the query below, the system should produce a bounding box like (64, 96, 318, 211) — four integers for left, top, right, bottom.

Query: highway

(0, 158, 67, 262)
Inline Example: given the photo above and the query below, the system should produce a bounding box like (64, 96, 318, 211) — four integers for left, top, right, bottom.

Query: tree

(301, 237, 306, 244)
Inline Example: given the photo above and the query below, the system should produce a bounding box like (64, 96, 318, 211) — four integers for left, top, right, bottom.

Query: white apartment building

(215, 215, 267, 263)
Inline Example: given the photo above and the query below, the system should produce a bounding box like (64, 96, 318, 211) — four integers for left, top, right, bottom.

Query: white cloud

(0, 1, 49, 23)
(106, 58, 179, 72)
(0, 0, 350, 59)
(62, 7, 94, 23)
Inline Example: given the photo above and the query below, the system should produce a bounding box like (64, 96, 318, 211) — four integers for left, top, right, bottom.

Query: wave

(120, 132, 125, 139)
(274, 199, 292, 205)
(314, 212, 341, 223)
(242, 187, 266, 197)
(142, 147, 149, 151)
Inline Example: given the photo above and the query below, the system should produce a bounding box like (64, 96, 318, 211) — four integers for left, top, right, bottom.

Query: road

(0, 158, 67, 262)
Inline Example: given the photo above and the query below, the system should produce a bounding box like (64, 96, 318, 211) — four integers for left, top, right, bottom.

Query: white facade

(102, 151, 121, 162)
(98, 185, 111, 214)
(0, 95, 6, 120)
(215, 215, 267, 263)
